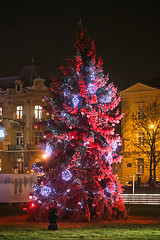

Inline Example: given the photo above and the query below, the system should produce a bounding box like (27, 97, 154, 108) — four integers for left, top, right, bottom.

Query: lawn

(0, 204, 160, 240)
(0, 224, 160, 240)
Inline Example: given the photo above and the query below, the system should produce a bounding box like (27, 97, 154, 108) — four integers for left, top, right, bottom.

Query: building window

(0, 107, 2, 118)
(0, 159, 1, 172)
(137, 132, 145, 146)
(35, 132, 42, 145)
(16, 106, 23, 119)
(138, 105, 144, 119)
(16, 84, 21, 92)
(16, 132, 23, 146)
(35, 105, 42, 120)
(127, 163, 132, 167)
(114, 166, 118, 173)
(16, 158, 22, 172)
(137, 158, 144, 174)
(15, 80, 22, 92)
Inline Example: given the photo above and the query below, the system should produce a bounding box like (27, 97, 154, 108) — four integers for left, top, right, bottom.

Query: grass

(0, 204, 160, 240)
(0, 225, 160, 240)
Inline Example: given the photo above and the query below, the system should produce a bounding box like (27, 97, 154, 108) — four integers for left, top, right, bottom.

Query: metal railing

(7, 144, 40, 150)
(121, 194, 160, 205)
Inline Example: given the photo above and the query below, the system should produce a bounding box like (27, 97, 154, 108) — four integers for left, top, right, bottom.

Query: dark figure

(48, 204, 58, 230)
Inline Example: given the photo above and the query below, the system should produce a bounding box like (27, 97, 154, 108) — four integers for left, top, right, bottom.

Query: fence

(121, 194, 160, 205)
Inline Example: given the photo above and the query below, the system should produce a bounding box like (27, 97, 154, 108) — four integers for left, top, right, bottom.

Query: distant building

(120, 76, 160, 185)
(0, 62, 50, 173)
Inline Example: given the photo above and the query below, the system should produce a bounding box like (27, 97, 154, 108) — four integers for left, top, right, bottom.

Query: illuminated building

(0, 61, 50, 173)
(120, 76, 160, 185)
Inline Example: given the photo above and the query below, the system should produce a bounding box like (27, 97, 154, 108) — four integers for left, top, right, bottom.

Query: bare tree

(121, 95, 160, 186)
(131, 101, 160, 183)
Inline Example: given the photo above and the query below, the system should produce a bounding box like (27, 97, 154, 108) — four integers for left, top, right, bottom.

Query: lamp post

(133, 175, 135, 194)
(0, 115, 26, 173)
(149, 123, 156, 184)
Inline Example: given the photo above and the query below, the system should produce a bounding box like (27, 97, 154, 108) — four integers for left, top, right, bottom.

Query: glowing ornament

(31, 203, 36, 208)
(45, 143, 53, 157)
(29, 195, 33, 200)
(89, 66, 95, 81)
(100, 94, 111, 103)
(40, 186, 52, 197)
(63, 88, 70, 96)
(112, 141, 117, 151)
(87, 83, 97, 94)
(62, 169, 72, 181)
(72, 95, 79, 107)
(105, 187, 115, 194)
(106, 152, 112, 162)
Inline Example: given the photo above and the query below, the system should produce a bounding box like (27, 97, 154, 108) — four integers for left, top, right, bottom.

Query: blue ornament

(72, 95, 79, 108)
(40, 186, 52, 197)
(87, 83, 97, 94)
(62, 169, 72, 181)
(100, 95, 111, 103)
(45, 143, 53, 157)
(112, 141, 117, 151)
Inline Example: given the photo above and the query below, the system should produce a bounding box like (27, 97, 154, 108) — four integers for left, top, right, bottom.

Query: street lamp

(0, 115, 26, 173)
(149, 123, 156, 185)
(42, 153, 48, 160)
(150, 124, 155, 129)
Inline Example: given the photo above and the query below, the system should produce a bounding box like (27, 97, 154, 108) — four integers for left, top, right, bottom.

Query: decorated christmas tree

(28, 23, 127, 222)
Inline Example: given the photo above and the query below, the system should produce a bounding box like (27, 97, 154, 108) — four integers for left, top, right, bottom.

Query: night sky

(0, 1, 159, 90)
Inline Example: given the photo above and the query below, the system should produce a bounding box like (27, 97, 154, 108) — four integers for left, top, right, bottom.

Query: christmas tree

(29, 23, 127, 222)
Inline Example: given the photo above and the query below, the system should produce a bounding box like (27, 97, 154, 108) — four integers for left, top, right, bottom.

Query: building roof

(18, 63, 48, 87)
(0, 63, 49, 90)
(141, 75, 160, 89)
(0, 76, 17, 90)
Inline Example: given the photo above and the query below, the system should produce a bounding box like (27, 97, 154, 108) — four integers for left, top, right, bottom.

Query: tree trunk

(153, 156, 156, 181)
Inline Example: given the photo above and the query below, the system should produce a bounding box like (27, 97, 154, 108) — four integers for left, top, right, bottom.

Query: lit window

(16, 132, 23, 146)
(127, 163, 132, 167)
(137, 158, 144, 174)
(0, 107, 2, 118)
(138, 105, 144, 119)
(137, 132, 145, 146)
(35, 105, 42, 120)
(16, 106, 23, 119)
(35, 132, 42, 145)
(16, 158, 22, 172)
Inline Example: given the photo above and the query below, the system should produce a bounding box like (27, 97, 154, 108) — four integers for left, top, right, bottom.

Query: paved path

(0, 215, 160, 228)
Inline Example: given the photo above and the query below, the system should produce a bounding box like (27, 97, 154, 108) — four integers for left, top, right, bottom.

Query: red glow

(31, 203, 36, 208)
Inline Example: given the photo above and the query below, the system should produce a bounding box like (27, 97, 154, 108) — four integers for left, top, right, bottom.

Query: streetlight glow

(150, 124, 155, 129)
(42, 154, 48, 160)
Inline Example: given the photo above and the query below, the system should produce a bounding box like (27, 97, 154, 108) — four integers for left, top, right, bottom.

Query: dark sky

(0, 1, 159, 90)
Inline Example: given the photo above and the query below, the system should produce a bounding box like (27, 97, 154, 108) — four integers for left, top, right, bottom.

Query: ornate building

(0, 62, 50, 173)
(120, 76, 160, 185)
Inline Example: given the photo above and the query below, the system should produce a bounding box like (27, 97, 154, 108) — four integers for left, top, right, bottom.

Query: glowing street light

(150, 124, 155, 129)
(42, 154, 48, 160)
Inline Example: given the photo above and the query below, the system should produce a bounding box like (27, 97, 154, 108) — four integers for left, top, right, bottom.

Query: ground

(0, 205, 160, 240)
(0, 214, 160, 227)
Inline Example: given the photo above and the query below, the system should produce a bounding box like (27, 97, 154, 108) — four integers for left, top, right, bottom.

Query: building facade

(120, 79, 160, 185)
(0, 63, 50, 173)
